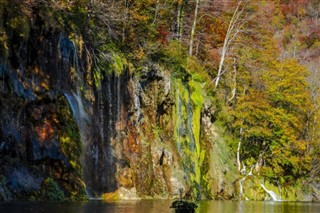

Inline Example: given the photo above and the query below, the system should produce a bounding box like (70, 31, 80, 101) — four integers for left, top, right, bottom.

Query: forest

(0, 0, 320, 201)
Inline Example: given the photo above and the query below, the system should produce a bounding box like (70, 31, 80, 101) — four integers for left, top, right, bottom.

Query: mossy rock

(43, 178, 65, 201)
(102, 187, 140, 200)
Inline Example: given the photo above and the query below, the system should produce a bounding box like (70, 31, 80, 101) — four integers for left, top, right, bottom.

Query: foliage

(59, 96, 82, 174)
(92, 45, 128, 88)
(44, 178, 65, 201)
(229, 41, 313, 184)
(161, 41, 189, 78)
(1, 0, 320, 200)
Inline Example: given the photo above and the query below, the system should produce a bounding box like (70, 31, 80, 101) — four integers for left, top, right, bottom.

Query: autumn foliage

(1, 0, 320, 191)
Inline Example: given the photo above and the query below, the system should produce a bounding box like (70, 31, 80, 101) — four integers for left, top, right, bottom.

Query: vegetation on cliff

(0, 0, 320, 201)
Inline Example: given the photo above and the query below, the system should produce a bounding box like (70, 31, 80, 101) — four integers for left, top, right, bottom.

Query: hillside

(0, 0, 319, 201)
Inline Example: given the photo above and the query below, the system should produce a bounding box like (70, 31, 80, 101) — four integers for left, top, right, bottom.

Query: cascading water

(261, 183, 281, 201)
(132, 80, 142, 129)
(64, 91, 88, 130)
(0, 65, 4, 93)
(82, 72, 130, 196)
(56, 31, 131, 196)
(116, 75, 121, 142)
(0, 0, 223, 199)
(55, 33, 207, 199)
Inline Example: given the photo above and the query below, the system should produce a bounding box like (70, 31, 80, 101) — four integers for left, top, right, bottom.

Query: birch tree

(175, 0, 188, 40)
(189, 0, 200, 56)
(212, 1, 247, 90)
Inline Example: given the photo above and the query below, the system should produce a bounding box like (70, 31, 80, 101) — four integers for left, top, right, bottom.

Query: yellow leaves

(69, 33, 84, 56)
(60, 135, 71, 145)
(174, 0, 184, 5)
(295, 140, 308, 153)
(40, 82, 50, 90)
(133, 48, 145, 60)
(8, 16, 30, 38)
(131, 12, 150, 22)
(51, 0, 77, 11)
(109, 51, 127, 76)
(298, 7, 307, 17)
(232, 55, 313, 181)
(264, 58, 311, 115)
(129, 0, 157, 23)
(69, 160, 78, 169)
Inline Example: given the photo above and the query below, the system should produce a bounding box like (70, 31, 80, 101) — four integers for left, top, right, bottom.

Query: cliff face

(0, 31, 87, 200)
(3, 0, 221, 202)
(2, 1, 318, 201)
(0, 9, 238, 199)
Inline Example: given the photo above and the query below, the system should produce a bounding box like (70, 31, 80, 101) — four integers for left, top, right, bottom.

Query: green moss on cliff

(59, 96, 82, 174)
(173, 77, 208, 199)
(239, 175, 312, 201)
(44, 178, 65, 201)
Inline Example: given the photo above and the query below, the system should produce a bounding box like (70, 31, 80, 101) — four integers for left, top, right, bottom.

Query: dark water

(1, 200, 320, 213)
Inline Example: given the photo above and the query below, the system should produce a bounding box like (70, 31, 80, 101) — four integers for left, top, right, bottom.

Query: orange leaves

(35, 119, 55, 143)
(130, 12, 150, 22)
(204, 18, 227, 46)
(174, 0, 184, 5)
(156, 25, 169, 44)
(128, 0, 157, 23)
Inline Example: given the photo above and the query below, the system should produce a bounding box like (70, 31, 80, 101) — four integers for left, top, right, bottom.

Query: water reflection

(1, 200, 320, 213)
(0, 200, 172, 213)
(197, 201, 320, 213)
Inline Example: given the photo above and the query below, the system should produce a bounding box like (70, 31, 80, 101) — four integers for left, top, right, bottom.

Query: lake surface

(1, 200, 320, 213)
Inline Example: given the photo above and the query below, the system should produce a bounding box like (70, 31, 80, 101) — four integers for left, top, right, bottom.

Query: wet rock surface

(0, 2, 233, 201)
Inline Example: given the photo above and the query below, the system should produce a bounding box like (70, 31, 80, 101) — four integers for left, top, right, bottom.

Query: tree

(189, 0, 200, 56)
(212, 0, 247, 90)
(231, 58, 312, 183)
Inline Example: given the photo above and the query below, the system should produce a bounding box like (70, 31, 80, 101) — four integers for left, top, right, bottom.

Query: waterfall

(97, 88, 105, 145)
(65, 90, 94, 196)
(116, 75, 121, 142)
(64, 91, 88, 131)
(106, 77, 113, 136)
(133, 88, 141, 125)
(261, 183, 281, 201)
(0, 65, 4, 93)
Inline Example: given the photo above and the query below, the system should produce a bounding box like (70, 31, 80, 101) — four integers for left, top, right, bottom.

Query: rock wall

(0, 5, 90, 199)
(0, 7, 237, 200)
(0, 60, 86, 200)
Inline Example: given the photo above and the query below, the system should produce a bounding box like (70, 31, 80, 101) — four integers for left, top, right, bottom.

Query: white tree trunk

(189, 0, 200, 56)
(228, 57, 238, 102)
(177, 3, 182, 40)
(122, 0, 129, 42)
(237, 126, 243, 172)
(213, 1, 245, 90)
